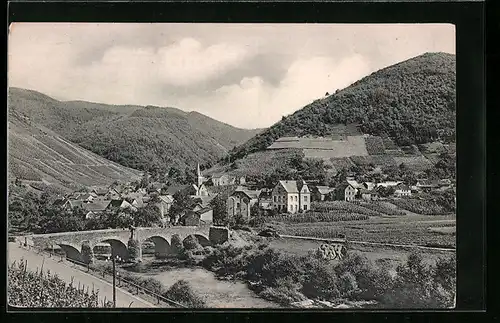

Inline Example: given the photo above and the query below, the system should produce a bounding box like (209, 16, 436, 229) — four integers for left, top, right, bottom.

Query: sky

(8, 23, 455, 129)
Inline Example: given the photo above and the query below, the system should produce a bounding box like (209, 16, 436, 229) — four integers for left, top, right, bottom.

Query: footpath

(8, 242, 156, 308)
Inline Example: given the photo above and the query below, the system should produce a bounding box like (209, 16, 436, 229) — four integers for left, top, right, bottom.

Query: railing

(15, 241, 187, 308)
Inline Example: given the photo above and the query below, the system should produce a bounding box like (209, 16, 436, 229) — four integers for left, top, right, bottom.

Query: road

(8, 242, 156, 308)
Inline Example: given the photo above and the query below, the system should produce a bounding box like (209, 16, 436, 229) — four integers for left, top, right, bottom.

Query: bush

(164, 280, 206, 308)
(171, 234, 184, 253)
(259, 277, 307, 305)
(301, 258, 340, 300)
(127, 239, 141, 261)
(334, 253, 394, 301)
(183, 235, 202, 251)
(81, 241, 94, 264)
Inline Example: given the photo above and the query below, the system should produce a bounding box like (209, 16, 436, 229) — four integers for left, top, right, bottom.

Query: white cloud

(178, 54, 372, 129)
(8, 23, 455, 128)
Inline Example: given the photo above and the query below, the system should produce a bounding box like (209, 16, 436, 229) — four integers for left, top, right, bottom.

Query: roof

(159, 195, 174, 204)
(234, 188, 261, 200)
(363, 182, 376, 190)
(278, 180, 299, 193)
(92, 187, 108, 195)
(83, 201, 111, 212)
(315, 186, 334, 195)
(346, 179, 363, 189)
(376, 181, 403, 188)
(336, 182, 356, 191)
(358, 189, 372, 194)
(68, 200, 83, 208)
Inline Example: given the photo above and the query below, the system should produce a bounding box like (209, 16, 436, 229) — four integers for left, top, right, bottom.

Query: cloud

(8, 23, 455, 128)
(177, 54, 372, 129)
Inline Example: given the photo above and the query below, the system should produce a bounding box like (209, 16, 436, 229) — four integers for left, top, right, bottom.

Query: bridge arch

(182, 234, 211, 249)
(193, 234, 211, 247)
(100, 238, 129, 261)
(57, 243, 83, 263)
(146, 236, 176, 258)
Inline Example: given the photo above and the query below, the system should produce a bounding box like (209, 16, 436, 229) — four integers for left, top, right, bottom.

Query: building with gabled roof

(227, 187, 261, 220)
(394, 183, 412, 197)
(271, 180, 311, 214)
(310, 185, 335, 201)
(335, 182, 357, 202)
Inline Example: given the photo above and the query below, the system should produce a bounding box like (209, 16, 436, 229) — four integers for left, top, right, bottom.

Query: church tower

(197, 163, 203, 188)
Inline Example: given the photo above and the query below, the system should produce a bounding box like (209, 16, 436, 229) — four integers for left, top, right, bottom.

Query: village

(51, 162, 456, 228)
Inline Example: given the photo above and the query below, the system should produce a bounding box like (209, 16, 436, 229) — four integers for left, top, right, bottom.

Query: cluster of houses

(53, 162, 455, 226)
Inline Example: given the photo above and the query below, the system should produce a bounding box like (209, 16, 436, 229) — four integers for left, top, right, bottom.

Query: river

(132, 266, 279, 308)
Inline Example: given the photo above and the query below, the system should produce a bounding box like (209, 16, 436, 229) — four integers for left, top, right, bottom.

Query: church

(193, 163, 209, 197)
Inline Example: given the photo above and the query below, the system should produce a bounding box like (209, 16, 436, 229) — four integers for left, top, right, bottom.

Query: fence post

(136, 285, 139, 295)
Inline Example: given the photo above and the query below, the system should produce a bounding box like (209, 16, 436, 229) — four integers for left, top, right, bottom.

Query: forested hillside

(8, 88, 261, 182)
(227, 52, 456, 162)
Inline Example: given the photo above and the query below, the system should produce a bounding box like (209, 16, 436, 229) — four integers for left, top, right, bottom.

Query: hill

(227, 52, 456, 163)
(8, 88, 262, 181)
(8, 109, 142, 192)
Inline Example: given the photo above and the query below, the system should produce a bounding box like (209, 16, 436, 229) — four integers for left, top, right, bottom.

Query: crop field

(311, 201, 385, 217)
(275, 215, 456, 248)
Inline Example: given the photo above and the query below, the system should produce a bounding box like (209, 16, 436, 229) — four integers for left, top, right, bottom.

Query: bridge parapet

(26, 225, 216, 262)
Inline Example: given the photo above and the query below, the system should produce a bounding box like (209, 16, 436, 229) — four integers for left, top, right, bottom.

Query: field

(273, 215, 455, 248)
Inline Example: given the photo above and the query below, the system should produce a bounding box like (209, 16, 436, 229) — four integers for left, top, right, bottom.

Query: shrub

(127, 239, 141, 261)
(334, 253, 394, 301)
(171, 234, 184, 253)
(164, 280, 206, 308)
(183, 235, 202, 251)
(379, 252, 455, 308)
(259, 277, 307, 305)
(301, 258, 340, 300)
(81, 241, 94, 264)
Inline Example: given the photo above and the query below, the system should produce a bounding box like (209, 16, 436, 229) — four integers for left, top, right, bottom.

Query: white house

(271, 180, 310, 214)
(394, 183, 412, 197)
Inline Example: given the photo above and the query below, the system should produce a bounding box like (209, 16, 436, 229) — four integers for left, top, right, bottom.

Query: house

(416, 179, 439, 192)
(83, 200, 112, 214)
(105, 188, 121, 200)
(91, 187, 108, 197)
(335, 182, 357, 202)
(157, 195, 174, 218)
(62, 199, 84, 211)
(237, 176, 246, 185)
(310, 185, 335, 201)
(210, 174, 236, 187)
(106, 199, 136, 212)
(271, 180, 311, 214)
(258, 189, 273, 210)
(227, 188, 261, 219)
(362, 182, 376, 191)
(358, 189, 376, 201)
(346, 178, 364, 190)
(181, 207, 213, 226)
(394, 183, 412, 197)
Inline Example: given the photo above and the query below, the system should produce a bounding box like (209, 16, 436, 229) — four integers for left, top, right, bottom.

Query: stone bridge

(23, 226, 225, 263)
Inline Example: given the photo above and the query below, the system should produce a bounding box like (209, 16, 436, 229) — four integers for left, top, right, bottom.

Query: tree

(169, 190, 202, 224)
(210, 194, 228, 226)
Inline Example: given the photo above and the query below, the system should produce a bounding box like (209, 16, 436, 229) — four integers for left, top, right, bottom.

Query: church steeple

(197, 163, 203, 188)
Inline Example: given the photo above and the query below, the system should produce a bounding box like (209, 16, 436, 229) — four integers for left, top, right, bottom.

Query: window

(304, 205, 308, 210)
(274, 196, 277, 202)
(303, 195, 308, 202)
(294, 196, 297, 202)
